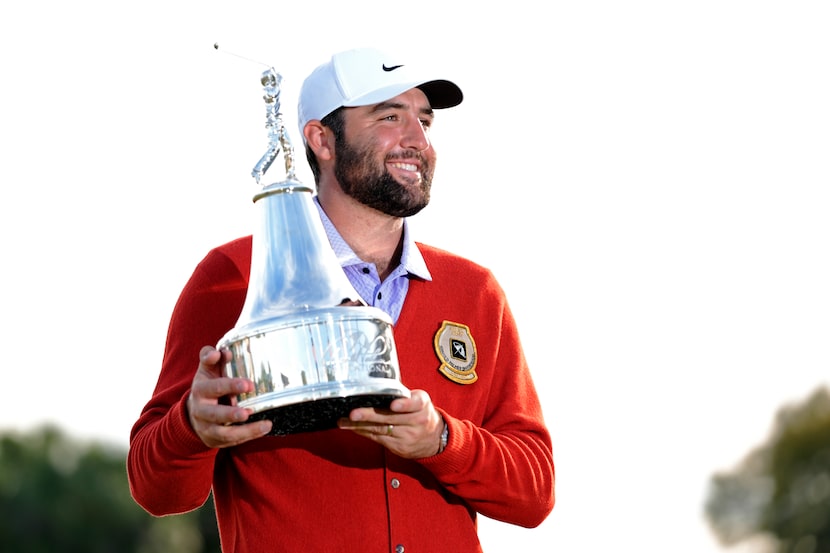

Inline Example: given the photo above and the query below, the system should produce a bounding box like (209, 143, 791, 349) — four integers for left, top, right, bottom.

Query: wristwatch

(438, 421, 449, 454)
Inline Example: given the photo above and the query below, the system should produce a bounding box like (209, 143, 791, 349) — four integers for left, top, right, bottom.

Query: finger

(389, 389, 431, 413)
(199, 418, 273, 449)
(337, 418, 395, 436)
(191, 401, 251, 426)
(197, 376, 254, 401)
(199, 345, 222, 365)
(344, 405, 389, 423)
(198, 346, 231, 376)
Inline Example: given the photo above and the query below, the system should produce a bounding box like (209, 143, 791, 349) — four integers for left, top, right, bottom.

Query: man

(128, 47, 554, 552)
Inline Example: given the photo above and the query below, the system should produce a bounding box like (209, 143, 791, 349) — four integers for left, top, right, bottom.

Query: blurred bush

(706, 386, 830, 553)
(0, 424, 220, 553)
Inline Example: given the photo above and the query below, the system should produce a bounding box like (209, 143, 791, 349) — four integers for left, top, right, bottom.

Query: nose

(401, 114, 430, 152)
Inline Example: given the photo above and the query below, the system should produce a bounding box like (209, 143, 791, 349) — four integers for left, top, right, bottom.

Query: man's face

(333, 88, 437, 218)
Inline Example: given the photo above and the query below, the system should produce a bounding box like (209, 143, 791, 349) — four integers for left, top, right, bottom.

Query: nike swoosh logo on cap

(382, 64, 404, 72)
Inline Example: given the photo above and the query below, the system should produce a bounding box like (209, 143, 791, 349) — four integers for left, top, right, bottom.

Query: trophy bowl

(220, 305, 409, 435)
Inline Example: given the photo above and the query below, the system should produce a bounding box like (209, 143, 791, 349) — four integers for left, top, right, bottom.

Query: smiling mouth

(388, 161, 422, 183)
(389, 161, 419, 173)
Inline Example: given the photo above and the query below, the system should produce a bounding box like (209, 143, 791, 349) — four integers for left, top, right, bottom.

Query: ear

(303, 121, 334, 161)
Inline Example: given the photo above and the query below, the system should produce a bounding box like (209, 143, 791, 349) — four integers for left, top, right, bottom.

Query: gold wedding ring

(386, 424, 394, 436)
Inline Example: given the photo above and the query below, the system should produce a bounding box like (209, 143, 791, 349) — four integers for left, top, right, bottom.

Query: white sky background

(2, 1, 829, 551)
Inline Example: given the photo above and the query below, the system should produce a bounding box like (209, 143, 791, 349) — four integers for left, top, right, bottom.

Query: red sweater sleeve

(405, 244, 555, 527)
(127, 237, 251, 516)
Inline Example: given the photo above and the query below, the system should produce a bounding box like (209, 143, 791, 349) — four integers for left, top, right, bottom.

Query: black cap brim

(417, 79, 463, 109)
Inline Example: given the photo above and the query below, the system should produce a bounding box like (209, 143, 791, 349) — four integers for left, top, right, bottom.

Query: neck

(317, 185, 404, 281)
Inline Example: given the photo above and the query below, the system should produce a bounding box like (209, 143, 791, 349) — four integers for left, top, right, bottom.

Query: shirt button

(395, 545, 405, 553)
(377, 292, 383, 299)
(390, 478, 400, 489)
(362, 267, 370, 274)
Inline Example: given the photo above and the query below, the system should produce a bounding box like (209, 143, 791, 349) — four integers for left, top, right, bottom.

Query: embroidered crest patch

(434, 321, 478, 384)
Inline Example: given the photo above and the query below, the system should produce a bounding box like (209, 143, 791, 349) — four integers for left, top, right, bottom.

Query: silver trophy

(217, 67, 410, 435)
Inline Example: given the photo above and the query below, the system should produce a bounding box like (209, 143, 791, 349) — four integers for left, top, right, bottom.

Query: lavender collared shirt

(314, 197, 432, 324)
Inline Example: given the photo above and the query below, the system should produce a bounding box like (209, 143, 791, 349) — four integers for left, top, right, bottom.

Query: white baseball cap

(297, 47, 463, 138)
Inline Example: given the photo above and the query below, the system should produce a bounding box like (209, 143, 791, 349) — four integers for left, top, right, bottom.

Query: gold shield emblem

(434, 321, 478, 384)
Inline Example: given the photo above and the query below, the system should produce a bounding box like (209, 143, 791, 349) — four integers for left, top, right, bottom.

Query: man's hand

(187, 346, 272, 448)
(337, 389, 445, 459)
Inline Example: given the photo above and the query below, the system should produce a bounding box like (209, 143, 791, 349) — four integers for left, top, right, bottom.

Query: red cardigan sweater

(128, 236, 554, 552)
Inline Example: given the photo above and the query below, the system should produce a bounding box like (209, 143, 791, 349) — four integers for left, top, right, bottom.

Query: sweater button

(390, 477, 400, 489)
(395, 545, 405, 553)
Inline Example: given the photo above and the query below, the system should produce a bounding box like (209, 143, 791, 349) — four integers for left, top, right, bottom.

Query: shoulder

(171, 236, 252, 331)
(174, 236, 253, 302)
(415, 242, 504, 299)
(417, 242, 493, 281)
(207, 235, 252, 263)
(195, 236, 253, 280)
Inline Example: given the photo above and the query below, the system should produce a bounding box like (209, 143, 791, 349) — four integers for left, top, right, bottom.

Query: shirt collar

(314, 196, 432, 281)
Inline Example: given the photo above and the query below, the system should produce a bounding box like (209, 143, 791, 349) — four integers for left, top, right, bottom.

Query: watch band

(438, 420, 449, 454)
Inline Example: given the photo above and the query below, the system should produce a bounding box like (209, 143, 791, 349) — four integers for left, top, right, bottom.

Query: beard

(333, 136, 433, 218)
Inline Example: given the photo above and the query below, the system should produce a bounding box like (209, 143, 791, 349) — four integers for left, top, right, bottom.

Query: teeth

(391, 162, 418, 172)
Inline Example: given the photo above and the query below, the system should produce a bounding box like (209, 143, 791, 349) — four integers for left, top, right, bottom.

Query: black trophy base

(244, 394, 400, 436)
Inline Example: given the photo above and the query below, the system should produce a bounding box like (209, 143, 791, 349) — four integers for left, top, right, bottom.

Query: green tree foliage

(705, 386, 830, 553)
(0, 425, 220, 553)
